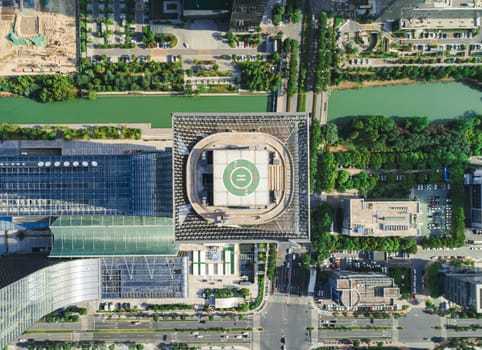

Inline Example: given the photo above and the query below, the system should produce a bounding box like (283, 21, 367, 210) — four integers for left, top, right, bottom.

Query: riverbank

(331, 77, 456, 90)
(0, 91, 16, 97)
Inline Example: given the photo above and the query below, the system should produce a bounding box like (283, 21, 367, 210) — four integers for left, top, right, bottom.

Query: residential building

(342, 199, 422, 237)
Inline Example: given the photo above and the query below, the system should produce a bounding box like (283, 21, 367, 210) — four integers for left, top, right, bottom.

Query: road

(89, 47, 261, 60)
(397, 303, 444, 347)
(258, 294, 314, 350)
(25, 315, 253, 348)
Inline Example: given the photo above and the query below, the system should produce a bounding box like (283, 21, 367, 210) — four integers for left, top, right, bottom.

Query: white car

(183, 42, 189, 48)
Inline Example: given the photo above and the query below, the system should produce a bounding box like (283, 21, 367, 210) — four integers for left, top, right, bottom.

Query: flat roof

(343, 199, 421, 237)
(213, 148, 270, 207)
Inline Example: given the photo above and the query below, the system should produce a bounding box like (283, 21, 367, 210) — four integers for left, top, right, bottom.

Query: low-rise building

(328, 270, 400, 310)
(342, 199, 422, 237)
(377, 0, 482, 30)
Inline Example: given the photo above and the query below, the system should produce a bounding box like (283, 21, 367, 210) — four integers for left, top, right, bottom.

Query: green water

(0, 95, 270, 127)
(328, 82, 482, 121)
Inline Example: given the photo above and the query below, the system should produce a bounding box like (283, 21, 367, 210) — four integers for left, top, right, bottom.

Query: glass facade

(49, 216, 178, 257)
(0, 256, 189, 348)
(0, 259, 100, 349)
(0, 152, 172, 217)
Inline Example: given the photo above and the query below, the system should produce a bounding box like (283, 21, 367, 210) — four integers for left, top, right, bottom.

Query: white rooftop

(213, 148, 270, 208)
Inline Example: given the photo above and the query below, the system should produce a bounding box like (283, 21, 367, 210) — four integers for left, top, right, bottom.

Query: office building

(173, 112, 310, 242)
(465, 168, 482, 228)
(342, 199, 422, 237)
(328, 270, 400, 310)
(443, 268, 482, 313)
(377, 0, 482, 30)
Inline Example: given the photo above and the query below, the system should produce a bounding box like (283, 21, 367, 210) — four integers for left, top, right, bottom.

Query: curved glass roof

(49, 216, 178, 257)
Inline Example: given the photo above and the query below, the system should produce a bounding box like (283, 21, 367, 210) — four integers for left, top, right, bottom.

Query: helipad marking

(223, 159, 260, 196)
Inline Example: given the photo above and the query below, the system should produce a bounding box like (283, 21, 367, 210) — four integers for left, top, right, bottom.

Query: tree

(301, 253, 311, 269)
(142, 26, 156, 48)
(291, 9, 302, 23)
(272, 4, 285, 26)
(406, 116, 429, 133)
(38, 75, 77, 103)
(322, 123, 338, 145)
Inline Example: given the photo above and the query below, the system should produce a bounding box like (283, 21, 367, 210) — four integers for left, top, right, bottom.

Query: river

(328, 82, 482, 122)
(0, 95, 270, 128)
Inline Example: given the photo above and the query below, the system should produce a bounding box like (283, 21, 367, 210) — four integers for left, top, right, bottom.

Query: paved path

(288, 93, 298, 112)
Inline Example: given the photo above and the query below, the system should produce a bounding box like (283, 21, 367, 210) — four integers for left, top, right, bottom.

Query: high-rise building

(442, 268, 482, 313)
(173, 112, 310, 242)
(1, 113, 310, 347)
(0, 137, 185, 348)
(179, 0, 268, 32)
(465, 169, 482, 228)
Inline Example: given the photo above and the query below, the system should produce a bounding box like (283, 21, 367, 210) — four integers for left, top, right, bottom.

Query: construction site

(0, 0, 77, 75)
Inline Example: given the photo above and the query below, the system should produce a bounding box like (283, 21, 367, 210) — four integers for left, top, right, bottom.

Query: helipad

(223, 159, 260, 196)
(214, 148, 269, 207)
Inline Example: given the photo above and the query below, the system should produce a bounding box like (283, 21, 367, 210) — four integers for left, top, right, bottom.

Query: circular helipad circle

(223, 159, 260, 196)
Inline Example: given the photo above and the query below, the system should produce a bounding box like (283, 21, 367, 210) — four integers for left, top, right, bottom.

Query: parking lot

(413, 184, 452, 237)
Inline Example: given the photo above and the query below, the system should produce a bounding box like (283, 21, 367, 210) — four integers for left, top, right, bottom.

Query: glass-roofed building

(0, 139, 186, 349)
(0, 152, 172, 217)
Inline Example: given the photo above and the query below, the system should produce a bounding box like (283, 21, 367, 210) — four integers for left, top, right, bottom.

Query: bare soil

(0, 0, 77, 75)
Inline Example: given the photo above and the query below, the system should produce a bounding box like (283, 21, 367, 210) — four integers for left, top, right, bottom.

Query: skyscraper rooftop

(173, 112, 310, 242)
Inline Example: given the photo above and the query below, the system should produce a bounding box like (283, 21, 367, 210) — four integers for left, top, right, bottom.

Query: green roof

(49, 216, 178, 257)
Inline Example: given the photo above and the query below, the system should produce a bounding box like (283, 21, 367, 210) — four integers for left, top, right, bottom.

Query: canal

(328, 82, 482, 122)
(0, 95, 270, 127)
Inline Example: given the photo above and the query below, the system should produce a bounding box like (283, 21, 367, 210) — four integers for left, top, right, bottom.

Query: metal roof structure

(173, 112, 310, 242)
